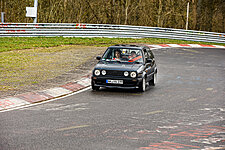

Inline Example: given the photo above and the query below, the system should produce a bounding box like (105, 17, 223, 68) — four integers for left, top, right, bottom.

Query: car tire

(149, 72, 157, 86)
(139, 77, 146, 92)
(91, 80, 100, 91)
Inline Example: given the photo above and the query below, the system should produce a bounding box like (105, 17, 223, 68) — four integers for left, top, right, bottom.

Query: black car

(91, 44, 157, 92)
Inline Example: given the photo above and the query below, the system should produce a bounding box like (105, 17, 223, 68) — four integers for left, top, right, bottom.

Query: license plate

(106, 80, 123, 84)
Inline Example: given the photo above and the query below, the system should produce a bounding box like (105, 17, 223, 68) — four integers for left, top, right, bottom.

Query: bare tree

(0, 0, 224, 32)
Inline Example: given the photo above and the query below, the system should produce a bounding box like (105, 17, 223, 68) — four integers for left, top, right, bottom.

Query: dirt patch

(0, 45, 106, 98)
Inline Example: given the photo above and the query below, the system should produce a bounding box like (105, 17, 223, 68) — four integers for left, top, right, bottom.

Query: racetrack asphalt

(0, 45, 224, 150)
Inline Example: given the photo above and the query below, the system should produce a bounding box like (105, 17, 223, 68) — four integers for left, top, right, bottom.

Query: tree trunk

(157, 0, 163, 27)
(206, 0, 213, 31)
(196, 0, 202, 30)
(124, 0, 130, 25)
(192, 0, 197, 30)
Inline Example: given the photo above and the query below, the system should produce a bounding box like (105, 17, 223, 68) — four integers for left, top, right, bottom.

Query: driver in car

(113, 50, 121, 60)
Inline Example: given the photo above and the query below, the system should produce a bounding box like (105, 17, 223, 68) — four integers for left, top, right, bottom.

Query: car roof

(108, 44, 146, 50)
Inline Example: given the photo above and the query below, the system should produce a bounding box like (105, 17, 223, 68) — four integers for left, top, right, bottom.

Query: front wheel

(139, 77, 146, 92)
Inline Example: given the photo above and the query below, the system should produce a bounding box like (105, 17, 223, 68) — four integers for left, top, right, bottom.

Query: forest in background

(0, 0, 225, 32)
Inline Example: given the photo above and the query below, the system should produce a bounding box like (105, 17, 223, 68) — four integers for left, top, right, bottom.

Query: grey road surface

(0, 48, 225, 150)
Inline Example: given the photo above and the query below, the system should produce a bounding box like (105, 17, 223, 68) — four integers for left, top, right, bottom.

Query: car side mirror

(147, 59, 153, 63)
(96, 56, 101, 60)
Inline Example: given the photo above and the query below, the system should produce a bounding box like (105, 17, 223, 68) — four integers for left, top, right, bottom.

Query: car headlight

(94, 70, 100, 76)
(130, 72, 137, 78)
(102, 70, 106, 75)
(124, 71, 129, 77)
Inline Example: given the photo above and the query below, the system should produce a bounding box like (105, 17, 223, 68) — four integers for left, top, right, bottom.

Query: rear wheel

(139, 77, 146, 92)
(91, 80, 100, 91)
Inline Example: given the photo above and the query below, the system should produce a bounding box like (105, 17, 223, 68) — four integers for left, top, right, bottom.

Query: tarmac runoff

(0, 44, 225, 112)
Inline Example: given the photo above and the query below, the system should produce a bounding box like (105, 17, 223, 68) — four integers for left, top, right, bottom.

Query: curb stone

(0, 44, 224, 112)
(0, 75, 92, 111)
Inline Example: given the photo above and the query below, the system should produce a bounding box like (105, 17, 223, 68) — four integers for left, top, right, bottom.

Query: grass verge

(0, 45, 106, 97)
(0, 37, 224, 52)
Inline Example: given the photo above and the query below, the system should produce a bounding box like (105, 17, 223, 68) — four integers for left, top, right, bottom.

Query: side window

(149, 51, 154, 59)
(144, 48, 150, 59)
(146, 47, 154, 59)
(144, 51, 150, 60)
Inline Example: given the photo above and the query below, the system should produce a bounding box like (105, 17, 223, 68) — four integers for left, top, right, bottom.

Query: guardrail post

(33, 0, 38, 23)
(1, 12, 5, 23)
(186, 2, 189, 30)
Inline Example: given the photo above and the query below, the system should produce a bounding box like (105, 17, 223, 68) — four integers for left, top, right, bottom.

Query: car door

(148, 48, 156, 73)
(143, 48, 152, 82)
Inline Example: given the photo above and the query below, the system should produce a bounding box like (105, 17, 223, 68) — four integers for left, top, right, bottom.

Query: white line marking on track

(144, 110, 164, 115)
(56, 125, 90, 131)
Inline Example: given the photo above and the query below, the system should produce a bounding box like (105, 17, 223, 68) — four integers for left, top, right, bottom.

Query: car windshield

(101, 48, 144, 63)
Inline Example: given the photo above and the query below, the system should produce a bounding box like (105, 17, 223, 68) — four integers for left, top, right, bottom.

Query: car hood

(94, 61, 143, 71)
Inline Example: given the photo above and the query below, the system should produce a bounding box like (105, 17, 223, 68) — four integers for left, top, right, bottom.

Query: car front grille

(106, 70, 124, 76)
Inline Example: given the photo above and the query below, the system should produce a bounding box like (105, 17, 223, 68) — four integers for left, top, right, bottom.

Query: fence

(0, 23, 224, 43)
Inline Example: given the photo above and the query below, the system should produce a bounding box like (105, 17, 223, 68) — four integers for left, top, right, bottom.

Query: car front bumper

(92, 76, 143, 89)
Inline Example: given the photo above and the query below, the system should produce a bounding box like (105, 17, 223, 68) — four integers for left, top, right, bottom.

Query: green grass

(0, 45, 106, 93)
(0, 37, 224, 52)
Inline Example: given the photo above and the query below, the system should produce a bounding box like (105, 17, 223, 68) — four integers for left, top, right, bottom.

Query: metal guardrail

(0, 23, 224, 43)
